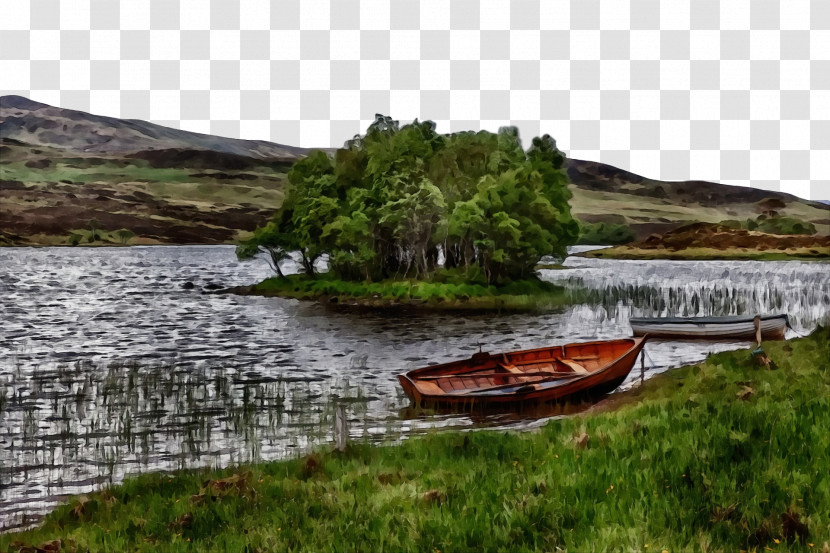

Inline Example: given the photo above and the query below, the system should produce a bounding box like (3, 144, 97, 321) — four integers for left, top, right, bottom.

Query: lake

(1, 245, 828, 529)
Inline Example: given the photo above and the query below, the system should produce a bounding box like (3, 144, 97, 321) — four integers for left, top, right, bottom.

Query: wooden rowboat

(629, 314, 788, 340)
(397, 337, 648, 407)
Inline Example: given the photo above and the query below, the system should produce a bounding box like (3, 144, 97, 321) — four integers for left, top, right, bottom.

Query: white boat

(629, 314, 788, 340)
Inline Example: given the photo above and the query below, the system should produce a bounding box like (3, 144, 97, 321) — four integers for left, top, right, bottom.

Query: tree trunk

(300, 250, 315, 277)
(266, 247, 285, 278)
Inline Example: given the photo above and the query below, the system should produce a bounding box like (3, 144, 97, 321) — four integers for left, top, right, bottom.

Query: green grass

(238, 273, 576, 311)
(2, 156, 288, 185)
(583, 246, 830, 261)
(4, 328, 830, 552)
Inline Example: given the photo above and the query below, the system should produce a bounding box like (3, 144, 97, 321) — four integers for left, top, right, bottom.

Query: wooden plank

(415, 381, 444, 395)
(498, 362, 525, 374)
(560, 359, 589, 374)
(445, 374, 579, 395)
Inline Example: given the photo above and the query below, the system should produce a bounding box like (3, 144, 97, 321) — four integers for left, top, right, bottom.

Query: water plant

(0, 357, 378, 531)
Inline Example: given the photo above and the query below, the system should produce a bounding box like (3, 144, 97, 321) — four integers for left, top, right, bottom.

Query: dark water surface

(1, 246, 828, 528)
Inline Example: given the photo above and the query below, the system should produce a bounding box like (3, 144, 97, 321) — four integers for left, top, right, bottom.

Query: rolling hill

(1, 95, 827, 246)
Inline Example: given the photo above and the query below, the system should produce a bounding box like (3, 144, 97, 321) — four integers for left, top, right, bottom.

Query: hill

(0, 95, 314, 245)
(1, 96, 827, 245)
(583, 221, 830, 261)
(566, 159, 829, 238)
(0, 95, 307, 160)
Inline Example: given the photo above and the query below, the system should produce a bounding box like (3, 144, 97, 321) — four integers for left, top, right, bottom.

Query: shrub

(756, 216, 816, 235)
(115, 228, 135, 244)
(717, 215, 817, 236)
(577, 222, 637, 245)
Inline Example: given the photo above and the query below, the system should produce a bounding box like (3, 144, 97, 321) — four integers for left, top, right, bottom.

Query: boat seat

(560, 359, 589, 374)
(415, 380, 445, 395)
(498, 363, 524, 374)
(500, 354, 524, 374)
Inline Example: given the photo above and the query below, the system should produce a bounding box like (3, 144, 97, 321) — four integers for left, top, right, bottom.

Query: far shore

(580, 245, 830, 261)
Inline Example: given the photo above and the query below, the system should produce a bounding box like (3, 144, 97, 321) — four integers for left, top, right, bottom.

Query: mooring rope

(641, 347, 658, 372)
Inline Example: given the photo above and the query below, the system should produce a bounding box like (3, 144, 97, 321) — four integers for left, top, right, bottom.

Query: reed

(3, 328, 829, 552)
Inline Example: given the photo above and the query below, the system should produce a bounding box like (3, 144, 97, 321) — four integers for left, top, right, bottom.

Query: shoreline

(580, 245, 830, 261)
(219, 275, 578, 312)
(3, 328, 828, 551)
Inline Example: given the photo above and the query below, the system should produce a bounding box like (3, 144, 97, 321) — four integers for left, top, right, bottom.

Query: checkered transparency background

(1, 0, 829, 200)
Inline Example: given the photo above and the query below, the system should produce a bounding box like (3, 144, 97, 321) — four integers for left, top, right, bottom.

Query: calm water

(1, 246, 828, 528)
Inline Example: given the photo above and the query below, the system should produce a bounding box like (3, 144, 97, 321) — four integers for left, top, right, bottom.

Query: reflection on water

(1, 246, 828, 529)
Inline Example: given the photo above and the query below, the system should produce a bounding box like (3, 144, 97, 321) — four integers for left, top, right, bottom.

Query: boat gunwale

(629, 314, 788, 325)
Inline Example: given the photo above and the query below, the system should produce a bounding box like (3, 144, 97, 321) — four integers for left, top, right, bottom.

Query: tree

(88, 219, 101, 242)
(239, 118, 578, 284)
(236, 222, 292, 278)
(115, 228, 135, 244)
(282, 150, 340, 276)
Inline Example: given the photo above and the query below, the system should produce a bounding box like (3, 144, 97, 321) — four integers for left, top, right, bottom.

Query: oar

(444, 373, 583, 395)
(419, 371, 572, 381)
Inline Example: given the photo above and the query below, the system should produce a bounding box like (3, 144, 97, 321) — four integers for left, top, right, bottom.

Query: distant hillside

(0, 95, 309, 161)
(0, 96, 315, 245)
(566, 159, 829, 238)
(1, 95, 827, 246)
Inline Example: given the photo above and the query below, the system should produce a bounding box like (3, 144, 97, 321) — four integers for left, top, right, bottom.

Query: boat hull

(630, 314, 787, 340)
(398, 337, 647, 408)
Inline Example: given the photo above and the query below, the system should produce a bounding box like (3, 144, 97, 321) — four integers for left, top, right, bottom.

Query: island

(233, 116, 580, 311)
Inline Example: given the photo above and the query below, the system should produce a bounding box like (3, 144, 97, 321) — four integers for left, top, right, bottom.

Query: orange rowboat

(398, 337, 648, 407)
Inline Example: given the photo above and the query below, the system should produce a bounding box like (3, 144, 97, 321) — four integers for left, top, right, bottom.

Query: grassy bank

(228, 273, 576, 311)
(4, 328, 830, 552)
(582, 245, 830, 261)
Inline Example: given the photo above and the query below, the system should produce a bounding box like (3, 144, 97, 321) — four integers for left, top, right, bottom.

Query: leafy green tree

(282, 150, 339, 275)
(236, 222, 293, 278)
(239, 117, 577, 284)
